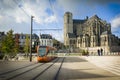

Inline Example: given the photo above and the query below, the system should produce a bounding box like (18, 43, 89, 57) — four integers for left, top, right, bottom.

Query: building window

(73, 40, 75, 44)
(67, 15, 69, 23)
(70, 40, 72, 44)
(78, 39, 80, 43)
(105, 37, 106, 42)
(93, 38, 94, 42)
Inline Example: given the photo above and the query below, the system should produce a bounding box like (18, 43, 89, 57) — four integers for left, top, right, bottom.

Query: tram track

(31, 57, 60, 80)
(54, 57, 65, 80)
(6, 62, 46, 80)
(32, 57, 65, 80)
(0, 62, 45, 80)
(0, 58, 59, 80)
(0, 62, 37, 76)
(0, 57, 65, 80)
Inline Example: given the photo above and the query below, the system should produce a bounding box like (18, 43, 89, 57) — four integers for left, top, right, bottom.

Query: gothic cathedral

(64, 12, 120, 53)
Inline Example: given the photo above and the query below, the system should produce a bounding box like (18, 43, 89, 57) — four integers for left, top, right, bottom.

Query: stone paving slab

(82, 56, 120, 76)
(57, 56, 120, 80)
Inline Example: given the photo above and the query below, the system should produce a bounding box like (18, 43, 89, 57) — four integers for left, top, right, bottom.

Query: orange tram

(37, 46, 57, 62)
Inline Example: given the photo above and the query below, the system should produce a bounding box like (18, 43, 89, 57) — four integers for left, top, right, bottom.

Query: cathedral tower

(64, 12, 73, 46)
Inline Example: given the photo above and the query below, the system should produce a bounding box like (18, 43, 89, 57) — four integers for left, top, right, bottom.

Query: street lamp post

(30, 16, 34, 62)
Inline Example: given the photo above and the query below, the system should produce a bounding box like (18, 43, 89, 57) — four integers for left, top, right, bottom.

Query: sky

(0, 0, 120, 42)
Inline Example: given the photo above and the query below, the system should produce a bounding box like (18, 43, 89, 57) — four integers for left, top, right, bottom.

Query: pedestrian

(101, 48, 103, 56)
(97, 49, 100, 56)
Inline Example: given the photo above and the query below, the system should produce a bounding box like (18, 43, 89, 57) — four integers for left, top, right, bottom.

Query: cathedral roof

(92, 15, 99, 19)
(73, 19, 86, 24)
(88, 14, 101, 21)
(67, 33, 76, 38)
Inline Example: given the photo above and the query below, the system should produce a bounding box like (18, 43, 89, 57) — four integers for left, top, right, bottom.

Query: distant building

(0, 32, 39, 53)
(64, 12, 120, 53)
(14, 33, 39, 48)
(0, 32, 6, 53)
(0, 32, 5, 42)
(39, 34, 53, 47)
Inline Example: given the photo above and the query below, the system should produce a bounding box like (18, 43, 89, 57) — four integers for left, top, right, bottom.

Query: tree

(1, 36, 8, 53)
(14, 34, 19, 54)
(1, 30, 15, 60)
(24, 34, 30, 57)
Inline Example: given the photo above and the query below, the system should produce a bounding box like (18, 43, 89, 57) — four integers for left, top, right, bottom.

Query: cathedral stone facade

(64, 12, 120, 53)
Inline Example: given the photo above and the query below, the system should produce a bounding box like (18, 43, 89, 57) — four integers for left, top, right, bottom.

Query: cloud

(110, 14, 120, 37)
(111, 15, 120, 28)
(44, 15, 57, 23)
(57, 0, 82, 13)
(0, 0, 57, 26)
(0, 0, 17, 10)
(53, 31, 64, 42)
(14, 9, 29, 23)
(0, 15, 2, 19)
(56, 0, 103, 18)
(0, 0, 56, 24)
(0, 0, 120, 41)
(0, 0, 63, 41)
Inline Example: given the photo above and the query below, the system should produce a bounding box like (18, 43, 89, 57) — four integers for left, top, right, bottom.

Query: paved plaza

(83, 56, 120, 76)
(0, 56, 119, 80)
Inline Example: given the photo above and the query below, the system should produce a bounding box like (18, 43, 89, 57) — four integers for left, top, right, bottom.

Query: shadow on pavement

(43, 57, 118, 80)
(56, 57, 88, 63)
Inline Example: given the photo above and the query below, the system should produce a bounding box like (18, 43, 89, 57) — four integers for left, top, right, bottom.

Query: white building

(39, 34, 53, 47)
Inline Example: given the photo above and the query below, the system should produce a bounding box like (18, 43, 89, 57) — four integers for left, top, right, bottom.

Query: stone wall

(80, 46, 110, 55)
(110, 46, 120, 52)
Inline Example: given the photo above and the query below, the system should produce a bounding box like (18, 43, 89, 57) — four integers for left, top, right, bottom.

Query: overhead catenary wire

(0, 0, 27, 31)
(33, 29, 62, 31)
(49, 0, 54, 15)
(13, 0, 30, 17)
(13, 0, 63, 41)
(49, 0, 63, 42)
(13, 0, 34, 62)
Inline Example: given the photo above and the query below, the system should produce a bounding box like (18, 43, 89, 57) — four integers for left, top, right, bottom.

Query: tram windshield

(38, 46, 46, 57)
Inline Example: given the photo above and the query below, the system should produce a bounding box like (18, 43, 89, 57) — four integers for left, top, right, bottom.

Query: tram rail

(0, 57, 65, 80)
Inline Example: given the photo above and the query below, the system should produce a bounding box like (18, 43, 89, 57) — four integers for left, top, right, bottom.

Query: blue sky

(0, 0, 120, 42)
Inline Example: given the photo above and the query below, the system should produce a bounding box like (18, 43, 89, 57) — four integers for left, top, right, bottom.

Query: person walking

(97, 49, 100, 56)
(101, 48, 103, 56)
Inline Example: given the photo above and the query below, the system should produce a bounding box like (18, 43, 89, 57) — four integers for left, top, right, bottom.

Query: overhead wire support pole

(30, 16, 34, 62)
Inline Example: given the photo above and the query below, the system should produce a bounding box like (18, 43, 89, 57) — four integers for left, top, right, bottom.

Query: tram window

(38, 47, 46, 57)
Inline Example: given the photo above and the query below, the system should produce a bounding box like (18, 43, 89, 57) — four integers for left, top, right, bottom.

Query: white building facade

(39, 34, 53, 47)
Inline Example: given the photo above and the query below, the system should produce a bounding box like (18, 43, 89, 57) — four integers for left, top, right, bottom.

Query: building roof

(73, 19, 86, 24)
(91, 15, 99, 19)
(14, 33, 39, 39)
(0, 32, 5, 36)
(40, 34, 52, 39)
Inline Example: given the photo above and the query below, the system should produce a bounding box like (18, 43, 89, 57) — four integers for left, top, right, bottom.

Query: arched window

(105, 37, 106, 41)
